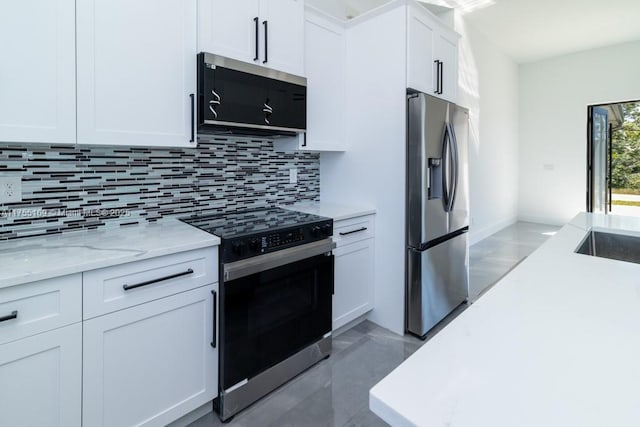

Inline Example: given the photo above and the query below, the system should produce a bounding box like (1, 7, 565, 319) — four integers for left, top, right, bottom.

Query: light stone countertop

(370, 212, 640, 427)
(0, 218, 220, 290)
(281, 201, 376, 221)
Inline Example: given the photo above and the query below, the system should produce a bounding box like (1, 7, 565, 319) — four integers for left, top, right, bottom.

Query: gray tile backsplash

(0, 135, 319, 240)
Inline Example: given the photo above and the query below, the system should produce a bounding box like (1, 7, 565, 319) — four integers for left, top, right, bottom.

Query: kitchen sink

(575, 230, 640, 264)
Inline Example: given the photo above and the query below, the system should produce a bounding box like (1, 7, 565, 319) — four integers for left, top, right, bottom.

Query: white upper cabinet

(197, 0, 261, 63)
(302, 8, 347, 151)
(77, 0, 198, 147)
(198, 0, 305, 76)
(407, 4, 459, 103)
(260, 0, 305, 75)
(407, 8, 436, 96)
(435, 28, 459, 102)
(273, 7, 345, 152)
(0, 0, 76, 144)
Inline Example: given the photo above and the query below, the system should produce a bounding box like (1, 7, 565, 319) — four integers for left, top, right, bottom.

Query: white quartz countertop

(370, 212, 640, 427)
(0, 219, 220, 290)
(281, 201, 376, 221)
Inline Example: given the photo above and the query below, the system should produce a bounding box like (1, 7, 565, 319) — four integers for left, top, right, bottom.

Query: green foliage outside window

(611, 102, 640, 192)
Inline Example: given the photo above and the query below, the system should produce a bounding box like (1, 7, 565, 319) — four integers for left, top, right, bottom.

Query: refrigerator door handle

(441, 123, 452, 211)
(447, 122, 459, 212)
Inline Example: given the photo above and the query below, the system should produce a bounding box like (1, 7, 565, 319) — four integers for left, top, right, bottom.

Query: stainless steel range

(182, 207, 334, 421)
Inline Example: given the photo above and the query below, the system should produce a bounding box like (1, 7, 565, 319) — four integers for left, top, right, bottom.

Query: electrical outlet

(0, 176, 22, 204)
(289, 168, 298, 184)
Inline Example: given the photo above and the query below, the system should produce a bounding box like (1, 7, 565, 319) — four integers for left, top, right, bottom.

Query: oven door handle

(223, 239, 336, 282)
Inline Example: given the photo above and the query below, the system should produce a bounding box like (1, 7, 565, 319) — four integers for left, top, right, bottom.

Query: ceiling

(459, 0, 640, 63)
(310, 0, 640, 64)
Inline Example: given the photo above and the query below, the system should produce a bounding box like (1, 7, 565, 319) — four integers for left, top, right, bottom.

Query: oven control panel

(222, 219, 333, 263)
(265, 228, 305, 249)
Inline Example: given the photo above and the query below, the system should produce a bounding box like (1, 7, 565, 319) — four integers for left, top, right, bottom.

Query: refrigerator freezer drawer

(406, 232, 468, 337)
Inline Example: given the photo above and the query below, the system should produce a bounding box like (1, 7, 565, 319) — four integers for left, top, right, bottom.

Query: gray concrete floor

(190, 221, 560, 427)
(469, 221, 561, 301)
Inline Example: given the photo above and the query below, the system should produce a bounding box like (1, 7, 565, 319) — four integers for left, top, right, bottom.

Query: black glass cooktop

(181, 207, 330, 240)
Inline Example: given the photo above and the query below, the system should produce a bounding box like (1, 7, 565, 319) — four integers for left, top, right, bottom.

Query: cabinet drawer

(333, 215, 375, 246)
(83, 247, 218, 319)
(0, 274, 82, 345)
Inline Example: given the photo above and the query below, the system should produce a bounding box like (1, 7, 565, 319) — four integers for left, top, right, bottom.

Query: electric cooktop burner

(182, 207, 330, 240)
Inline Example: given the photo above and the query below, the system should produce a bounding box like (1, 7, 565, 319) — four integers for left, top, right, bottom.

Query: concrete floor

(468, 221, 561, 301)
(190, 221, 560, 427)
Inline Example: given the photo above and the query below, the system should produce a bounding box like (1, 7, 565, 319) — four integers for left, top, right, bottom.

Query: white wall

(455, 16, 520, 244)
(519, 40, 640, 225)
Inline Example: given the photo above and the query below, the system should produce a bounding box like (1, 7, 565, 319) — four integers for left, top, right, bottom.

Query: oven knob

(311, 226, 321, 237)
(321, 224, 332, 236)
(232, 241, 246, 256)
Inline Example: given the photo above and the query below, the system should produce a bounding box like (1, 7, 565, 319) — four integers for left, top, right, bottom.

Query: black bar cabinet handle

(433, 60, 439, 93)
(302, 133, 307, 147)
(262, 20, 268, 64)
(438, 61, 444, 94)
(210, 290, 217, 348)
(253, 17, 259, 61)
(189, 94, 195, 143)
(123, 269, 194, 291)
(0, 310, 18, 323)
(339, 227, 367, 236)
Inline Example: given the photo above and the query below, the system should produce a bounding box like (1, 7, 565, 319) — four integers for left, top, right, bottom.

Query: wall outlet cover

(0, 176, 22, 204)
(289, 168, 298, 184)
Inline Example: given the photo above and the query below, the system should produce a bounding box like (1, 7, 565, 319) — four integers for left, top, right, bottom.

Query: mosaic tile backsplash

(0, 136, 320, 240)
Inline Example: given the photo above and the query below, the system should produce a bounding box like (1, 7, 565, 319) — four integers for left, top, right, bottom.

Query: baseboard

(166, 402, 212, 427)
(469, 216, 517, 245)
(517, 214, 568, 227)
(332, 312, 370, 337)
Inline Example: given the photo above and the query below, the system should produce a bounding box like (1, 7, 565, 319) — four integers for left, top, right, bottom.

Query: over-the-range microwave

(197, 52, 307, 137)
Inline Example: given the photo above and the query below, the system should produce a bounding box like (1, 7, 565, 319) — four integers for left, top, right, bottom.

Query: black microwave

(197, 53, 306, 137)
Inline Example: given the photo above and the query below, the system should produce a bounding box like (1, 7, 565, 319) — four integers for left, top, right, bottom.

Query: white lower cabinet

(332, 215, 375, 330)
(0, 323, 82, 427)
(82, 284, 218, 427)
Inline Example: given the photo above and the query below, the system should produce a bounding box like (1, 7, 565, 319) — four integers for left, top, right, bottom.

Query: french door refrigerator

(406, 91, 469, 338)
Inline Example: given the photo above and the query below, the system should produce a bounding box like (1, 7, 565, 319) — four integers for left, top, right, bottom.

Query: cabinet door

(259, 0, 305, 75)
(77, 0, 197, 147)
(83, 285, 218, 427)
(198, 0, 261, 64)
(333, 239, 375, 330)
(0, 0, 76, 144)
(0, 324, 82, 427)
(435, 29, 458, 103)
(407, 9, 436, 96)
(303, 10, 346, 151)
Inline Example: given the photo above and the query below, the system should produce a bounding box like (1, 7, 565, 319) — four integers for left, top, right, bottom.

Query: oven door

(221, 239, 334, 391)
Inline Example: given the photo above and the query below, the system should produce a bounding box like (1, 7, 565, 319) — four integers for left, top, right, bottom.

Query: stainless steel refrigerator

(406, 91, 469, 338)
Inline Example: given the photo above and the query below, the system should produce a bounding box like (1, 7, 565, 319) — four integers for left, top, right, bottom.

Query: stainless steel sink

(575, 230, 640, 264)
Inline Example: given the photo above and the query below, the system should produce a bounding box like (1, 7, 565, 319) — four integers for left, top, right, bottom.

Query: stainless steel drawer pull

(123, 269, 194, 291)
(339, 227, 367, 236)
(0, 310, 18, 323)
